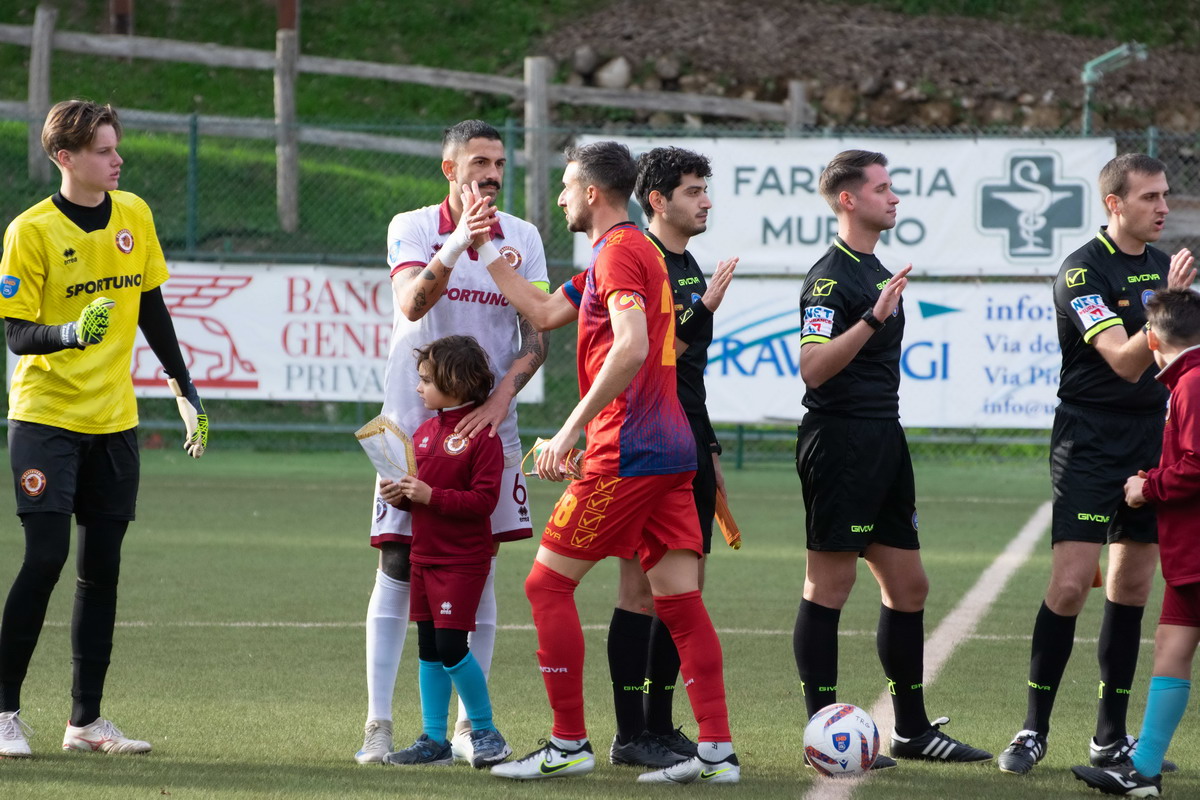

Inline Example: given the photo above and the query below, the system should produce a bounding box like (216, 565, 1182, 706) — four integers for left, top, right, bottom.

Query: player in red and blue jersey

(477, 141, 740, 785)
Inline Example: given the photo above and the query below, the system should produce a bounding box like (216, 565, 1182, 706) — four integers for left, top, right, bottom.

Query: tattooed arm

(456, 313, 549, 440)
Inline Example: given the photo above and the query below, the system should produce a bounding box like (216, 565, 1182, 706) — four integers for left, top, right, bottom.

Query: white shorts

(370, 461, 534, 548)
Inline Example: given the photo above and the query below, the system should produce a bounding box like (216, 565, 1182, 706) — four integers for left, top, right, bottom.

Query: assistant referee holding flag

(0, 100, 208, 758)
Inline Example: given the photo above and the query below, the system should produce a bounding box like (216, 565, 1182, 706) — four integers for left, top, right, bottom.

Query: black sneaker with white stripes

(890, 717, 992, 763)
(1090, 735, 1177, 774)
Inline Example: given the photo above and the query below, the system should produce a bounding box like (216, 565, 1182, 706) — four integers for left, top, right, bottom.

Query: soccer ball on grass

(803, 703, 879, 776)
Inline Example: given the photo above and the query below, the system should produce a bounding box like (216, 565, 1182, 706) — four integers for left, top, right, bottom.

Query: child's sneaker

(381, 734, 453, 766)
(62, 718, 151, 754)
(0, 710, 32, 758)
(469, 728, 512, 768)
(354, 719, 392, 764)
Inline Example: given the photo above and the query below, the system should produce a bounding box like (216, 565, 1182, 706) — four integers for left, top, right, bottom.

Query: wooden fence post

(786, 80, 814, 134)
(274, 27, 299, 233)
(28, 4, 58, 183)
(524, 56, 551, 237)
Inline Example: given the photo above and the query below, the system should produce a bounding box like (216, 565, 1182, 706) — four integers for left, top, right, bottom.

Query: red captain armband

(608, 291, 646, 315)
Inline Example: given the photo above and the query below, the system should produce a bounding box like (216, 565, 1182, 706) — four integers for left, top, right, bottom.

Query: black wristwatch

(860, 309, 886, 331)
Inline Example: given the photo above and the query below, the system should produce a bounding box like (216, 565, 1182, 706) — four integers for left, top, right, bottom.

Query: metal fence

(2, 113, 1197, 463)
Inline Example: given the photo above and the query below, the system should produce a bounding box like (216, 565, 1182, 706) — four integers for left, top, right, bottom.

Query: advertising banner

(575, 135, 1115, 277)
(124, 262, 543, 403)
(706, 278, 1061, 429)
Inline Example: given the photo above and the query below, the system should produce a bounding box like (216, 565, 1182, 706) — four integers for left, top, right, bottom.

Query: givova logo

(979, 154, 1087, 259)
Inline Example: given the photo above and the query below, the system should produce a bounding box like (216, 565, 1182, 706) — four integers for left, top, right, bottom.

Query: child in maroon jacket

(377, 335, 510, 769)
(1074, 287, 1200, 797)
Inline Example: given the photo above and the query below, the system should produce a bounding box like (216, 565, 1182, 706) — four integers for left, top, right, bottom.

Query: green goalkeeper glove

(168, 377, 208, 458)
(61, 297, 115, 349)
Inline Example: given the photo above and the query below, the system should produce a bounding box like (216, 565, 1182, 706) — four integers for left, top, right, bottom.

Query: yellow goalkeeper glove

(168, 377, 208, 458)
(62, 297, 115, 349)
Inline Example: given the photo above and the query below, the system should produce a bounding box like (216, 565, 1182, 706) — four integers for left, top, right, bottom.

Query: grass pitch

(0, 449, 1196, 799)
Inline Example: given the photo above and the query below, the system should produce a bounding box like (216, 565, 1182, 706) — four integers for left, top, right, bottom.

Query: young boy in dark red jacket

(1074, 286, 1200, 797)
(377, 335, 510, 769)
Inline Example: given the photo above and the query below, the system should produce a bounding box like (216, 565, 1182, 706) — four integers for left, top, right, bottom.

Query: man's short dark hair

(634, 147, 712, 219)
(1099, 153, 1166, 203)
(564, 141, 637, 205)
(819, 150, 888, 212)
(42, 100, 122, 161)
(1146, 288, 1200, 348)
(414, 335, 495, 406)
(443, 120, 501, 158)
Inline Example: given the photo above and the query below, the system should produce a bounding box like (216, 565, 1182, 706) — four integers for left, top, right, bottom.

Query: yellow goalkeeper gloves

(168, 377, 208, 458)
(62, 297, 115, 349)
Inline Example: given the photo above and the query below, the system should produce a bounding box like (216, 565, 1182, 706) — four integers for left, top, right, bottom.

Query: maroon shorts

(1160, 581, 1200, 628)
(409, 562, 490, 630)
(540, 471, 702, 570)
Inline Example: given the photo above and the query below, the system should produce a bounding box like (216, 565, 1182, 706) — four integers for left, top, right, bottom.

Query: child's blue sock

(445, 651, 493, 731)
(1132, 676, 1190, 776)
(418, 658, 452, 742)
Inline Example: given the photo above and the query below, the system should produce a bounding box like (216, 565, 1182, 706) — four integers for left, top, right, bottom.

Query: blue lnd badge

(0, 275, 20, 298)
(1142, 289, 1155, 307)
(832, 732, 851, 753)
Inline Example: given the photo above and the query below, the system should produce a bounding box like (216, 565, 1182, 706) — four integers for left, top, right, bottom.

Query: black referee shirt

(646, 231, 718, 450)
(799, 237, 904, 418)
(1054, 227, 1169, 414)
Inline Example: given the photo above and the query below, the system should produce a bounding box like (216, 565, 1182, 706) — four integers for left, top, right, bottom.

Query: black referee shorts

(795, 413, 918, 553)
(1050, 402, 1162, 545)
(8, 420, 140, 520)
(689, 417, 717, 555)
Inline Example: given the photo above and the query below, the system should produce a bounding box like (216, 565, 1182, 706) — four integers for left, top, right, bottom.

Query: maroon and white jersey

(383, 197, 548, 459)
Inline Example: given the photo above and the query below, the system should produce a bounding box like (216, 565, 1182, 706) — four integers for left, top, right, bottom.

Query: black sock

(644, 615, 681, 736)
(608, 607, 652, 743)
(1096, 599, 1144, 745)
(0, 513, 71, 713)
(1025, 601, 1077, 734)
(70, 518, 126, 727)
(794, 599, 841, 719)
(877, 605, 931, 738)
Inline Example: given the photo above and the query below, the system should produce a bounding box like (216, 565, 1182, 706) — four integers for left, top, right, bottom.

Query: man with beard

(355, 120, 549, 766)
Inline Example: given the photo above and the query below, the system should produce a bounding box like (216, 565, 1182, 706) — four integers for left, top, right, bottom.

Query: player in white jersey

(356, 120, 549, 765)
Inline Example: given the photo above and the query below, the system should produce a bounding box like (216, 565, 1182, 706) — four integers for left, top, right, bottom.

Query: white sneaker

(62, 718, 151, 754)
(0, 710, 33, 758)
(637, 753, 741, 784)
(354, 719, 393, 764)
(450, 719, 473, 763)
(491, 738, 595, 780)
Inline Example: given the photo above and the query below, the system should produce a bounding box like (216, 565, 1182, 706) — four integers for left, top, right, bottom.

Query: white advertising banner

(125, 262, 543, 403)
(575, 136, 1115, 277)
(706, 279, 1061, 429)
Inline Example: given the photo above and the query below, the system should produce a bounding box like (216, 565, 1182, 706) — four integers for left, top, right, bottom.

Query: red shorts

(409, 562, 490, 630)
(541, 471, 701, 570)
(1160, 582, 1200, 628)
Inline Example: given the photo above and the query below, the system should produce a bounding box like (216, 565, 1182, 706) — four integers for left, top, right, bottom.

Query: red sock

(525, 560, 587, 740)
(653, 590, 731, 742)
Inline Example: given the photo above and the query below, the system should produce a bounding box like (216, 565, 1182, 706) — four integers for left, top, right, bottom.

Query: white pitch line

(803, 500, 1052, 800)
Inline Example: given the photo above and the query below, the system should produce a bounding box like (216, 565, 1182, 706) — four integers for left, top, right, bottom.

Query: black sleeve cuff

(675, 298, 713, 345)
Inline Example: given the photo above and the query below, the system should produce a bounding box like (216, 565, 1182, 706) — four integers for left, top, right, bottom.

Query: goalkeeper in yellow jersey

(0, 100, 207, 759)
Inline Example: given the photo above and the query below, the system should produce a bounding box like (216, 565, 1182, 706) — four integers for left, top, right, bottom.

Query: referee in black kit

(794, 149, 991, 768)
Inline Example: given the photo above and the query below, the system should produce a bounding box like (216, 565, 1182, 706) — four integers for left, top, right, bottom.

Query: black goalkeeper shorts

(8, 420, 140, 520)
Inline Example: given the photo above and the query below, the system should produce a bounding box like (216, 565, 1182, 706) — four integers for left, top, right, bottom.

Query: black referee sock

(877, 605, 931, 738)
(1095, 599, 1144, 745)
(607, 607, 652, 744)
(794, 599, 841, 719)
(1025, 601, 1078, 734)
(644, 615, 681, 736)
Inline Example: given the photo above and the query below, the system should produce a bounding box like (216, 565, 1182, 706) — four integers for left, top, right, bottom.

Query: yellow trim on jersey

(833, 238, 861, 262)
(0, 191, 169, 434)
(1082, 316, 1123, 343)
(800, 334, 832, 345)
(1095, 230, 1117, 255)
